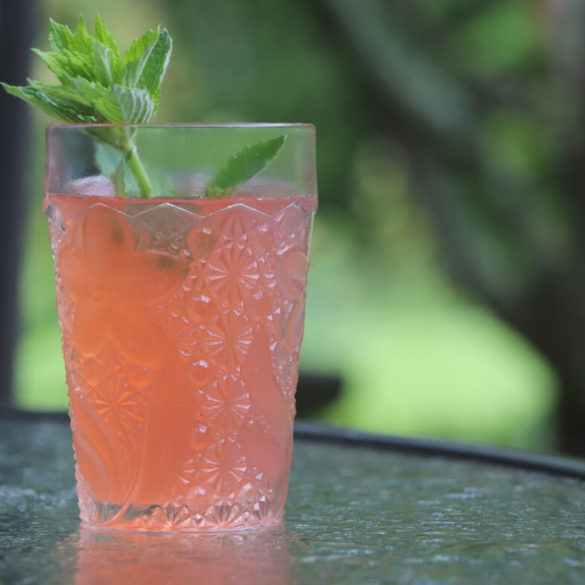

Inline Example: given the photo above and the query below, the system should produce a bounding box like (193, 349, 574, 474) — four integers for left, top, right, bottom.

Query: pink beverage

(45, 190, 316, 531)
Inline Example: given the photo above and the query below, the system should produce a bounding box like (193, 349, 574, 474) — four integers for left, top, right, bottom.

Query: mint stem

(123, 139, 154, 198)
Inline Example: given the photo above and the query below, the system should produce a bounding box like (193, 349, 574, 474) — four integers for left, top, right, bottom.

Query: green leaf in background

(205, 135, 286, 198)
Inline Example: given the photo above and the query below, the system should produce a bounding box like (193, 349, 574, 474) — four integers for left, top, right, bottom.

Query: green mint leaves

(2, 16, 171, 198)
(2, 16, 287, 200)
(2, 16, 171, 126)
(205, 136, 286, 198)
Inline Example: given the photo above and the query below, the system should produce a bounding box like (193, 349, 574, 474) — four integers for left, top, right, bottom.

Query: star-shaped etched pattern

(199, 375, 252, 431)
(204, 242, 261, 307)
(200, 437, 247, 495)
(200, 310, 254, 371)
(87, 374, 146, 443)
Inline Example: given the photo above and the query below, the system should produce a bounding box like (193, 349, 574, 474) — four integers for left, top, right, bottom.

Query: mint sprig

(2, 16, 287, 200)
(2, 16, 171, 198)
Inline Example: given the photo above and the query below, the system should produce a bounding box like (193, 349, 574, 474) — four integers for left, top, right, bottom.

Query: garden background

(12, 0, 585, 454)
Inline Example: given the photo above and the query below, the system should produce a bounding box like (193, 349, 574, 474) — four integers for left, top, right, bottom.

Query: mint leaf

(123, 29, 171, 106)
(205, 136, 286, 198)
(96, 85, 154, 124)
(31, 47, 91, 82)
(93, 15, 119, 56)
(1, 83, 90, 122)
(93, 17, 123, 86)
(123, 30, 159, 67)
(93, 43, 121, 86)
(48, 18, 74, 53)
(71, 16, 93, 55)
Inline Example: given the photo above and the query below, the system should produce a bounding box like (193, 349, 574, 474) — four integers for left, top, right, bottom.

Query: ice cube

(69, 175, 116, 197)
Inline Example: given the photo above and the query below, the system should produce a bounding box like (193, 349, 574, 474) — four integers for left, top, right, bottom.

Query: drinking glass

(44, 123, 317, 531)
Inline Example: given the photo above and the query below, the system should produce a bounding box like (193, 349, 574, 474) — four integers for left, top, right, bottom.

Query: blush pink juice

(46, 189, 316, 531)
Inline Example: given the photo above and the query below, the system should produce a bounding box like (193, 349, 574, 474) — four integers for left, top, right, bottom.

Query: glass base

(80, 499, 284, 532)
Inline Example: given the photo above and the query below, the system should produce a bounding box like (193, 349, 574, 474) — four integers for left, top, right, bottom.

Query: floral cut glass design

(45, 123, 317, 531)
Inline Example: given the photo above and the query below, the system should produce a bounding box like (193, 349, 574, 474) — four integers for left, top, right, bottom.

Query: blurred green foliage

(16, 0, 564, 450)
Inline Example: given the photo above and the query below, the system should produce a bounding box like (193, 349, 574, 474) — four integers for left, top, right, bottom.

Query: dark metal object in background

(0, 1, 36, 404)
(296, 372, 342, 418)
(294, 419, 585, 481)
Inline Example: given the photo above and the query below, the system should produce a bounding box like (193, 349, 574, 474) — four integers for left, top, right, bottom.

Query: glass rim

(46, 122, 315, 131)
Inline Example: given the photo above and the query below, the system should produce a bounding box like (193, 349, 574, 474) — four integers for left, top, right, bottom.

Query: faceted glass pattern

(46, 194, 315, 531)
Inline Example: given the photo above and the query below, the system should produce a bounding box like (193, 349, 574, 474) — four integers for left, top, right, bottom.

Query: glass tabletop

(1, 412, 585, 585)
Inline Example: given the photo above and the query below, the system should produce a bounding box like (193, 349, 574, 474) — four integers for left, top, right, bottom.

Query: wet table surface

(1, 410, 585, 585)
